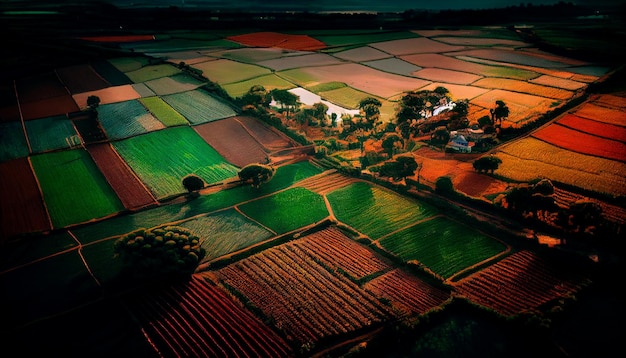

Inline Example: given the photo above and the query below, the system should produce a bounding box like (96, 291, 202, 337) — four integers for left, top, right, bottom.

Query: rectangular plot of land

(56, 64, 111, 94)
(161, 89, 237, 125)
(25, 115, 80, 153)
(97, 100, 165, 140)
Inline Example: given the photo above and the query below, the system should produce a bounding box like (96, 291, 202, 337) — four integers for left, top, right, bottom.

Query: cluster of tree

(113, 226, 206, 280)
(378, 155, 418, 181)
(473, 155, 503, 173)
(238, 163, 276, 188)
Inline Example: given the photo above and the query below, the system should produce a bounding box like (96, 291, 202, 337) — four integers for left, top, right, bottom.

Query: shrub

(113, 226, 205, 280)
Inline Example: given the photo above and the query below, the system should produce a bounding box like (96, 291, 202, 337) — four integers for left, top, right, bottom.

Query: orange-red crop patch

(226, 32, 326, 51)
(557, 114, 626, 143)
(532, 123, 626, 162)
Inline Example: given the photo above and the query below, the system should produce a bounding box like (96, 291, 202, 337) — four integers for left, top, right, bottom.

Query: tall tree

(491, 100, 510, 126)
(271, 89, 299, 120)
(381, 133, 403, 158)
(358, 97, 382, 131)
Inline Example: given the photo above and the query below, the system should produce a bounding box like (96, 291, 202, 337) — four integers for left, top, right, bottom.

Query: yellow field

(495, 137, 626, 196)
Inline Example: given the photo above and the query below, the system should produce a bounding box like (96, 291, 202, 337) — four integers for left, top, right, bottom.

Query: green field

(238, 187, 328, 234)
(178, 209, 274, 262)
(0, 121, 29, 161)
(327, 182, 438, 239)
(124, 63, 183, 83)
(30, 148, 124, 228)
(112, 126, 239, 199)
(222, 74, 295, 98)
(69, 161, 323, 243)
(162, 89, 237, 125)
(379, 216, 507, 279)
(97, 100, 165, 140)
(139, 96, 189, 126)
(25, 115, 79, 153)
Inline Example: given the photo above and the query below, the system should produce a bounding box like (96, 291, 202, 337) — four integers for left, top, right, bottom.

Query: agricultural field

(377, 216, 508, 280)
(30, 148, 124, 229)
(327, 181, 439, 239)
(161, 89, 237, 124)
(112, 126, 240, 199)
(1, 7, 624, 358)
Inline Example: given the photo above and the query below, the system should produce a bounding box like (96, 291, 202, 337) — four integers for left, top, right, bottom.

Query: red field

(289, 226, 391, 280)
(364, 268, 450, 317)
(217, 236, 392, 346)
(454, 250, 590, 316)
(226, 32, 326, 51)
(125, 274, 293, 357)
(193, 117, 269, 168)
(86, 143, 157, 210)
(532, 123, 626, 162)
(20, 95, 80, 121)
(55, 64, 111, 94)
(78, 35, 155, 42)
(556, 114, 626, 142)
(0, 157, 51, 239)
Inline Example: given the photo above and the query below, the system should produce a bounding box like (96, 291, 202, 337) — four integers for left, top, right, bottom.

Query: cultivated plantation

(1, 4, 624, 358)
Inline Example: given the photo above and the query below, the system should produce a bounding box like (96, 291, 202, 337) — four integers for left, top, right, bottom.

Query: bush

(113, 226, 205, 280)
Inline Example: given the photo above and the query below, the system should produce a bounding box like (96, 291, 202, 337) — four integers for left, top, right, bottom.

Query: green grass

(379, 216, 507, 279)
(327, 182, 438, 240)
(70, 161, 323, 243)
(178, 208, 274, 262)
(161, 89, 237, 124)
(191, 59, 272, 85)
(276, 68, 320, 87)
(139, 96, 189, 126)
(30, 149, 124, 229)
(113, 126, 239, 199)
(238, 187, 328, 234)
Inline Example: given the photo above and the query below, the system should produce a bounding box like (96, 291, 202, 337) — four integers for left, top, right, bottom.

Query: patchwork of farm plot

(494, 93, 626, 197)
(0, 26, 619, 357)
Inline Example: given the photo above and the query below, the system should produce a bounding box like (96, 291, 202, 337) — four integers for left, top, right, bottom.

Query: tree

(182, 174, 204, 193)
(240, 85, 271, 110)
(430, 126, 450, 151)
(491, 100, 509, 126)
(113, 226, 206, 280)
(271, 89, 299, 120)
(379, 156, 417, 181)
(381, 133, 403, 158)
(478, 115, 493, 128)
(358, 97, 382, 130)
(311, 102, 328, 125)
(238, 163, 276, 188)
(87, 95, 100, 110)
(473, 155, 502, 173)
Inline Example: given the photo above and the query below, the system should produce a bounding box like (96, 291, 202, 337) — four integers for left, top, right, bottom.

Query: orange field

(226, 32, 326, 51)
(557, 114, 626, 142)
(532, 124, 626, 162)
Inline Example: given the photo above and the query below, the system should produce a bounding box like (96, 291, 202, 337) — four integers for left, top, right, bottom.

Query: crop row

(454, 250, 590, 316)
(288, 226, 391, 281)
(363, 268, 450, 317)
(126, 275, 292, 357)
(217, 242, 391, 345)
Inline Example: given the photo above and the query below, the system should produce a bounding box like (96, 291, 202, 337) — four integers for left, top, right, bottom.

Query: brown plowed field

(235, 116, 295, 151)
(193, 117, 269, 168)
(56, 64, 111, 94)
(86, 143, 157, 210)
(20, 95, 80, 120)
(0, 157, 51, 240)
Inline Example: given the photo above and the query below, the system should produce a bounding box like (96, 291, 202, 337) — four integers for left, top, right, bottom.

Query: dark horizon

(2, 0, 625, 12)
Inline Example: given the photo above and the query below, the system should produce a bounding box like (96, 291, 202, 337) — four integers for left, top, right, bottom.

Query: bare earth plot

(193, 117, 269, 168)
(0, 157, 51, 239)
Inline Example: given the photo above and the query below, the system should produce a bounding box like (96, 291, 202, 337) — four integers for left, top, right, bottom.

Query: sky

(53, 0, 624, 12)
